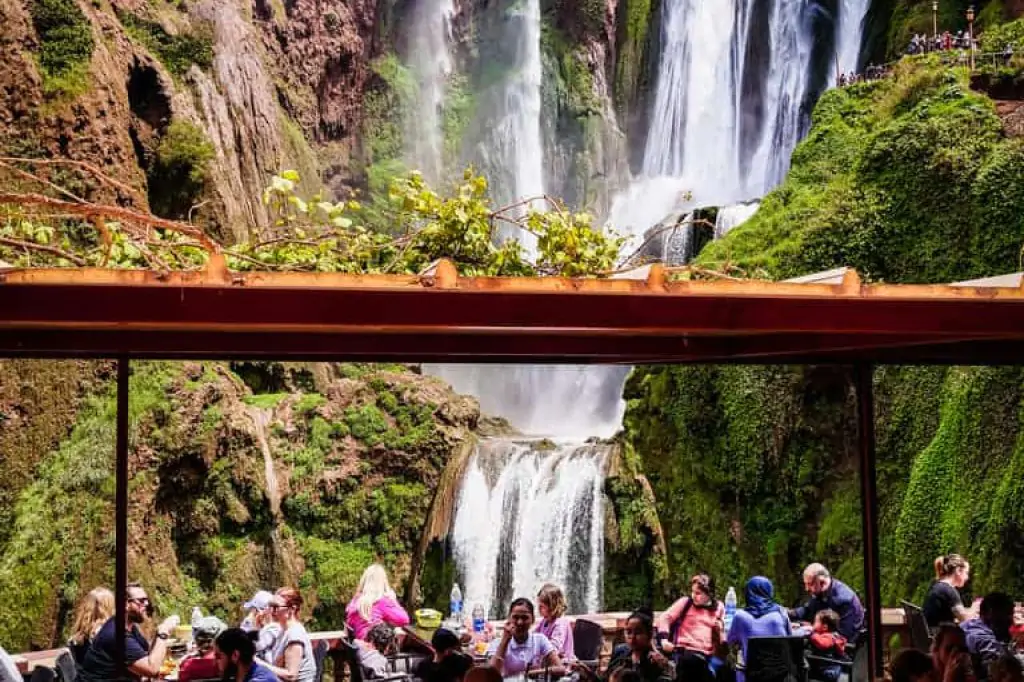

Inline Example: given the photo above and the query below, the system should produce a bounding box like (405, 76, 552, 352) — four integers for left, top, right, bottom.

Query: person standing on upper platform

(789, 563, 865, 641)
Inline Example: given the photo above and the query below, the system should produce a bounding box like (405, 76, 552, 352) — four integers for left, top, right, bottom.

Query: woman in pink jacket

(346, 564, 411, 640)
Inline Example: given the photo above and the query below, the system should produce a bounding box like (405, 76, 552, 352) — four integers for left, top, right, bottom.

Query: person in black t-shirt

(922, 554, 971, 628)
(77, 582, 180, 682)
(414, 629, 473, 682)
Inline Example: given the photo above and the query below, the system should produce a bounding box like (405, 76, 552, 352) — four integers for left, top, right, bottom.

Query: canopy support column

(856, 363, 883, 679)
(115, 357, 130, 678)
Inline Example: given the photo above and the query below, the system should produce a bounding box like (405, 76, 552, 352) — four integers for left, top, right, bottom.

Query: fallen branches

(0, 192, 220, 253)
(0, 236, 87, 265)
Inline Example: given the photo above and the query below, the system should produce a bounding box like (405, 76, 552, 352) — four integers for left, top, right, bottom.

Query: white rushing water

(451, 440, 609, 618)
(715, 201, 761, 238)
(837, 0, 870, 76)
(424, 364, 628, 439)
(406, 0, 455, 182)
(609, 0, 871, 249)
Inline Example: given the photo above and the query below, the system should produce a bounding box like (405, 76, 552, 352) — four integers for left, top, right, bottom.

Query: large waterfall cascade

(408, 0, 870, 617)
(609, 0, 872, 250)
(450, 439, 610, 618)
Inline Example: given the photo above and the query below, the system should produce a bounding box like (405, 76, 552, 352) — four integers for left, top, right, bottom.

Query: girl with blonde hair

(68, 587, 115, 664)
(345, 564, 410, 640)
(536, 584, 574, 661)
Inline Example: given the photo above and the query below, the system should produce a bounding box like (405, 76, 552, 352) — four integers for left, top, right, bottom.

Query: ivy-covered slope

(626, 58, 1024, 606)
(0, 360, 480, 651)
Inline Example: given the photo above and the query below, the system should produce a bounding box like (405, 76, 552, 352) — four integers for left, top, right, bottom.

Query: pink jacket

(345, 594, 411, 640)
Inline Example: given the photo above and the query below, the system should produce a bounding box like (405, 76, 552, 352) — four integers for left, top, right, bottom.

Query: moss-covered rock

(0, 360, 480, 649)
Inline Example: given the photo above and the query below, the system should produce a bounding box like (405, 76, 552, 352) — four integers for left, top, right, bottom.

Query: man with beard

(214, 628, 279, 681)
(77, 582, 180, 681)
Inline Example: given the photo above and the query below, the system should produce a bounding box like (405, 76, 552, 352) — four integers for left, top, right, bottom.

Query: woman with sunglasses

(262, 588, 317, 682)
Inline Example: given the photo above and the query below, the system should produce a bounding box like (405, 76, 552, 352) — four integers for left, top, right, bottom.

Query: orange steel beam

(4, 261, 1024, 362)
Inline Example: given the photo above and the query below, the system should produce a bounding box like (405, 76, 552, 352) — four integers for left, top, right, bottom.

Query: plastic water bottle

(472, 603, 486, 634)
(450, 583, 463, 623)
(724, 587, 737, 634)
(191, 606, 202, 629)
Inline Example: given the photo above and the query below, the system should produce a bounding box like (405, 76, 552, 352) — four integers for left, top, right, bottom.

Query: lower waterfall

(450, 439, 610, 618)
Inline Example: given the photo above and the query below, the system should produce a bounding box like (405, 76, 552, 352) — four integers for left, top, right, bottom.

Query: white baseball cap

(243, 590, 275, 610)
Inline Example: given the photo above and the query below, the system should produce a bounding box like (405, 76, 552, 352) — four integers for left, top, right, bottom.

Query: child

(807, 609, 847, 682)
(358, 623, 396, 679)
(415, 628, 473, 682)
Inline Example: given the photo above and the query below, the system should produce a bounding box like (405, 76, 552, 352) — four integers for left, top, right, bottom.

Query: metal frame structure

(7, 259, 1024, 679)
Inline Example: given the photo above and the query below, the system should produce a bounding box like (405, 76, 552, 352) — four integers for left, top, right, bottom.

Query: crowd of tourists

(906, 31, 979, 55)
(1, 555, 1021, 682)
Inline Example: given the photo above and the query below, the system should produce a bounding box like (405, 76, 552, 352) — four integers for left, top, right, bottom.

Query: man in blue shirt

(788, 563, 865, 641)
(961, 592, 1014, 679)
(77, 583, 180, 682)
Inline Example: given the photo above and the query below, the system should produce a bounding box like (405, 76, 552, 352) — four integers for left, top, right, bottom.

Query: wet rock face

(253, 0, 376, 147)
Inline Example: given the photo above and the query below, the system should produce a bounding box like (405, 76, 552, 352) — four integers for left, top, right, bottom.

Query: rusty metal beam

(0, 328, 1020, 364)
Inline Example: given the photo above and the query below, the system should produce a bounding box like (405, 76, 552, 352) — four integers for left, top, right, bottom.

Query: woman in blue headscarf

(726, 577, 792, 682)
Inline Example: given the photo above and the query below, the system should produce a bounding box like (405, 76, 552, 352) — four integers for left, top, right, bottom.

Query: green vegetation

(441, 75, 476, 168)
(116, 9, 214, 77)
(624, 57, 1024, 607)
(148, 120, 216, 219)
(613, 0, 654, 117)
(29, 0, 96, 97)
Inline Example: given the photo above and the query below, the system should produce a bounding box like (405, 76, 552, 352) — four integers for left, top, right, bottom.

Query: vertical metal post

(856, 363, 883, 679)
(115, 357, 130, 679)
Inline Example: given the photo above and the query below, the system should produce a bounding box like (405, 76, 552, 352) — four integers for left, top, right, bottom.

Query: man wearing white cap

(240, 590, 281, 663)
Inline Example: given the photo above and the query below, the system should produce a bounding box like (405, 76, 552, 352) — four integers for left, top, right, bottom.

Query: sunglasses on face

(128, 597, 151, 605)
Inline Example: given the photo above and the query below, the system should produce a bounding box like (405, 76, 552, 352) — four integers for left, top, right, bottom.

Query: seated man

(962, 593, 1015, 680)
(77, 582, 180, 682)
(415, 629, 472, 682)
(789, 563, 865, 641)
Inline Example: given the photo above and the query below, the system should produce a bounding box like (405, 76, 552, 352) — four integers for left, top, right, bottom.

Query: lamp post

(967, 5, 976, 70)
(932, 0, 939, 47)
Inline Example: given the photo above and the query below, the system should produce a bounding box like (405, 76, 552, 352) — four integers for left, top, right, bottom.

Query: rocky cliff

(0, 0, 651, 245)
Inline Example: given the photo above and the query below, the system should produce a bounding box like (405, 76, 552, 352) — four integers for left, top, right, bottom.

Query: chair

(53, 650, 76, 682)
(313, 639, 328, 681)
(743, 636, 807, 682)
(29, 667, 56, 682)
(338, 639, 410, 682)
(572, 619, 604, 670)
(899, 601, 933, 652)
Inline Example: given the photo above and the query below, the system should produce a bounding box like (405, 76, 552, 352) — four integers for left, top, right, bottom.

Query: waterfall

(247, 406, 281, 519)
(715, 201, 761, 238)
(609, 0, 871, 249)
(406, 0, 455, 182)
(424, 365, 628, 439)
(837, 0, 870, 76)
(450, 440, 609, 617)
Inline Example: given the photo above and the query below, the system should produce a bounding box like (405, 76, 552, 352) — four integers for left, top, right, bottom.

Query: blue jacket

(961, 618, 1009, 679)
(792, 579, 865, 641)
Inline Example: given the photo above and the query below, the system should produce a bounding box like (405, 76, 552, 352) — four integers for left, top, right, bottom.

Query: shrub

(29, 0, 95, 96)
(117, 9, 214, 77)
(148, 120, 215, 219)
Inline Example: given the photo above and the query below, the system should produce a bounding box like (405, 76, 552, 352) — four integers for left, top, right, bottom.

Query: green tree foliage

(29, 0, 96, 96)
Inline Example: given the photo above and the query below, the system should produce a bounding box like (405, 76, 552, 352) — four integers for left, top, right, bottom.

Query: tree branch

(0, 192, 221, 253)
(0, 236, 88, 265)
